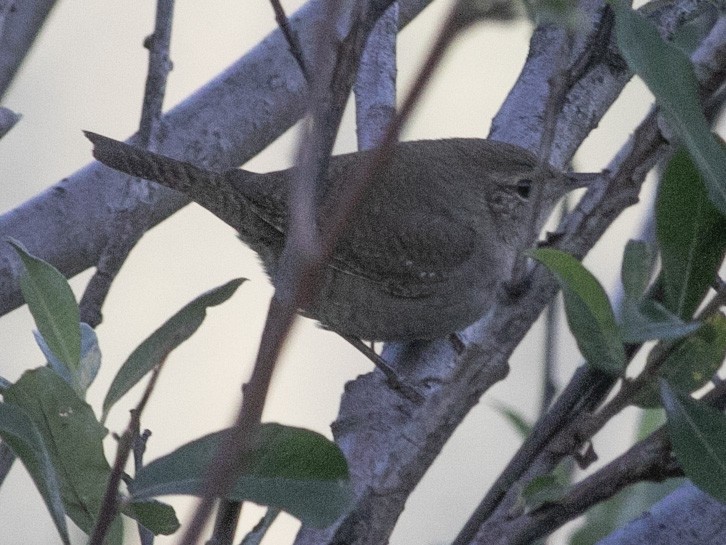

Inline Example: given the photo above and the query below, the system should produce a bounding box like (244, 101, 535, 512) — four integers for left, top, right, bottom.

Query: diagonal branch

(0, 0, 58, 99)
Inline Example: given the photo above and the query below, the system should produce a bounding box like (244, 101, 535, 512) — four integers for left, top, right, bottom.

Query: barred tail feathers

(84, 131, 247, 228)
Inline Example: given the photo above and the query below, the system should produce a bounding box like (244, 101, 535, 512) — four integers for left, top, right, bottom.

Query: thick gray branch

(596, 483, 726, 545)
(0, 0, 58, 99)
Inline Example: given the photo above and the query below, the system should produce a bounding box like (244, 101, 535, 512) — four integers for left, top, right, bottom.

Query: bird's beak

(565, 172, 600, 190)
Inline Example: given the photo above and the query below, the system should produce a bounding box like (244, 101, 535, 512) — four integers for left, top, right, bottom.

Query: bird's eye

(516, 178, 532, 199)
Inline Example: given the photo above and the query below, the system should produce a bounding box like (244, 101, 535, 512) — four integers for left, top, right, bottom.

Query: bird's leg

(342, 335, 424, 404)
(448, 332, 466, 354)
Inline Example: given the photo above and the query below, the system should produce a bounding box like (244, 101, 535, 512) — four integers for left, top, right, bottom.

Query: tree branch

(595, 483, 726, 545)
(0, 0, 58, 99)
(79, 0, 176, 327)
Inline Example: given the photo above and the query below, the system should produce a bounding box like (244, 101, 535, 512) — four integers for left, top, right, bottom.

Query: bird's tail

(85, 131, 249, 228)
(85, 131, 223, 191)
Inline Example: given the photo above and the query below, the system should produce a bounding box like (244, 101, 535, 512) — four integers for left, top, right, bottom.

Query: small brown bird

(86, 132, 587, 341)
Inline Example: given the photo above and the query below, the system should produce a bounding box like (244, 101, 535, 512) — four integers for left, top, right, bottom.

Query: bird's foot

(342, 335, 425, 404)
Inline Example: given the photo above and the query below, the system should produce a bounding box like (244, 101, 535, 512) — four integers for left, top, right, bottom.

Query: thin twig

(354, 1, 397, 150)
(138, 0, 175, 149)
(320, 2, 467, 258)
(268, 0, 309, 82)
(451, 365, 614, 545)
(0, 1, 57, 99)
(207, 0, 349, 539)
(343, 335, 424, 403)
(540, 199, 569, 416)
(506, 377, 726, 544)
(79, 0, 175, 327)
(131, 422, 153, 545)
(87, 363, 166, 545)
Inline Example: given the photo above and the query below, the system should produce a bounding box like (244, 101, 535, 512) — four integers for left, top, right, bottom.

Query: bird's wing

(329, 206, 478, 298)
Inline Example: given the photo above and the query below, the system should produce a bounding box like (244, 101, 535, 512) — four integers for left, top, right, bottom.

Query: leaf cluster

(0, 242, 351, 544)
(528, 146, 726, 518)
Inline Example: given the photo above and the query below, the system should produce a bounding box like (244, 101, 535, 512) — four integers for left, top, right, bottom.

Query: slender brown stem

(88, 362, 165, 545)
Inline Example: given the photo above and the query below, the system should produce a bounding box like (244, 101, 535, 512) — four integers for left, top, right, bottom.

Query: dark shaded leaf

(528, 248, 625, 374)
(522, 472, 569, 512)
(611, 2, 726, 214)
(637, 313, 726, 408)
(621, 240, 653, 302)
(7, 238, 81, 370)
(123, 499, 180, 535)
(3, 368, 119, 538)
(130, 423, 352, 527)
(656, 149, 726, 319)
(0, 402, 70, 545)
(660, 380, 726, 502)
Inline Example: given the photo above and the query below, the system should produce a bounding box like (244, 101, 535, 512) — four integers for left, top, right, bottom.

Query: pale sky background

(0, 1, 662, 544)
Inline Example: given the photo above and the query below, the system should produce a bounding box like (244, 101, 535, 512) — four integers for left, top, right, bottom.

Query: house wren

(85, 132, 587, 341)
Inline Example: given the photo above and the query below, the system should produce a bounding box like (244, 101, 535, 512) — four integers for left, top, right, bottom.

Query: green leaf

(656, 149, 726, 319)
(528, 248, 626, 374)
(7, 238, 81, 370)
(525, 0, 584, 28)
(621, 240, 653, 302)
(102, 278, 244, 422)
(34, 323, 101, 398)
(123, 499, 180, 535)
(3, 367, 116, 536)
(611, 1, 726, 215)
(0, 402, 70, 545)
(660, 380, 726, 502)
(130, 423, 353, 527)
(637, 313, 726, 408)
(618, 240, 699, 342)
(522, 472, 569, 512)
(620, 299, 701, 344)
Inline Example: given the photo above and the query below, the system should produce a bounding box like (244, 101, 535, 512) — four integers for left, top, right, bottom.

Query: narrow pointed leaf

(528, 248, 626, 374)
(660, 380, 726, 502)
(0, 402, 70, 545)
(611, 1, 726, 214)
(620, 299, 701, 344)
(102, 278, 244, 422)
(130, 423, 352, 527)
(621, 240, 653, 302)
(3, 368, 114, 535)
(7, 238, 81, 370)
(656, 149, 726, 319)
